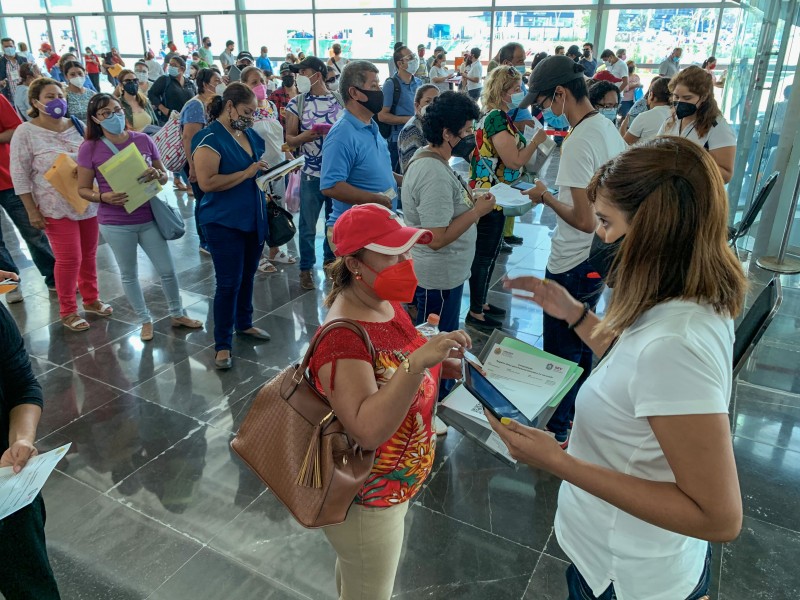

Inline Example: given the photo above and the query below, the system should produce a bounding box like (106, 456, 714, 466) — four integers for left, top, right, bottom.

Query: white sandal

(258, 258, 278, 273)
(82, 300, 113, 316)
(269, 251, 297, 265)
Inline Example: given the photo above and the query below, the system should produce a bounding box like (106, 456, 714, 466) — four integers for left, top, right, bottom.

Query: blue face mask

(168, 66, 180, 77)
(3, 47, 15, 57)
(673, 56, 680, 63)
(514, 65, 526, 74)
(508, 91, 525, 109)
(600, 108, 618, 121)
(542, 92, 570, 129)
(99, 112, 126, 135)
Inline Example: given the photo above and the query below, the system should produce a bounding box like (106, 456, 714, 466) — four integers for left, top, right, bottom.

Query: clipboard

(255, 156, 305, 191)
(227, 65, 241, 82)
(43, 154, 91, 215)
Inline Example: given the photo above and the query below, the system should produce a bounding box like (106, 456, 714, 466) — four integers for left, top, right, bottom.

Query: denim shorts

(566, 545, 712, 600)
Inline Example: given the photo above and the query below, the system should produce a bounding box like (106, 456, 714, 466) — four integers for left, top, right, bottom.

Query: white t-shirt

(627, 105, 672, 142)
(607, 58, 629, 84)
(467, 61, 483, 91)
(429, 65, 451, 93)
(556, 300, 733, 600)
(550, 114, 626, 274)
(658, 114, 737, 151)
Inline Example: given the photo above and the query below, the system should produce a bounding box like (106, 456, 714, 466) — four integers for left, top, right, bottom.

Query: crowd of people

(0, 30, 747, 600)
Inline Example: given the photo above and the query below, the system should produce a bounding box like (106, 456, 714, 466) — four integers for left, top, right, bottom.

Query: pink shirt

(10, 120, 98, 220)
(622, 74, 640, 102)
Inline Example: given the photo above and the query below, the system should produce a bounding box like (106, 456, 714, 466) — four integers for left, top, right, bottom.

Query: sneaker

(299, 270, 315, 290)
(199, 245, 211, 256)
(499, 241, 514, 254)
(546, 428, 569, 449)
(434, 416, 449, 436)
(465, 312, 503, 331)
(6, 286, 23, 304)
(484, 303, 507, 317)
(504, 235, 524, 246)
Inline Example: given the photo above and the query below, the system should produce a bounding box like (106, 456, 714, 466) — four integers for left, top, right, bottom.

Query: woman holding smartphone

(491, 136, 745, 600)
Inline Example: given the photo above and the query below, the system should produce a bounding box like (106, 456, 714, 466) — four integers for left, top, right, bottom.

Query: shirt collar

(343, 109, 375, 130)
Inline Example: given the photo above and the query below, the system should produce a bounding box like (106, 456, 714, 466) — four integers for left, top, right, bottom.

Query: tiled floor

(1, 180, 799, 599)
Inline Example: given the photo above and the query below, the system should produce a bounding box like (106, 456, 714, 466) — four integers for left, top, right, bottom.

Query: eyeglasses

(97, 107, 124, 119)
(596, 103, 619, 109)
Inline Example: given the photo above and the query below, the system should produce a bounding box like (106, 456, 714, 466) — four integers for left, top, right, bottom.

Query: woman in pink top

(10, 77, 112, 331)
(76, 93, 202, 342)
(619, 60, 642, 119)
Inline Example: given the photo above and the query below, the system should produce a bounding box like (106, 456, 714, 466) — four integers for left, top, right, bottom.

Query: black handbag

(267, 200, 297, 246)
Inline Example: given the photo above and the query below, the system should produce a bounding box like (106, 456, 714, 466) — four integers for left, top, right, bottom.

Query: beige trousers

(322, 502, 409, 600)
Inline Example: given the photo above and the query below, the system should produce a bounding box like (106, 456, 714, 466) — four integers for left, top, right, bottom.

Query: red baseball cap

(332, 205, 433, 257)
(40, 43, 52, 52)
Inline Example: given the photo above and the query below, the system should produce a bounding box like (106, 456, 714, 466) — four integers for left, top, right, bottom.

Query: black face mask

(583, 49, 591, 58)
(122, 81, 139, 96)
(675, 101, 698, 120)
(282, 75, 295, 88)
(355, 87, 385, 115)
(449, 134, 476, 160)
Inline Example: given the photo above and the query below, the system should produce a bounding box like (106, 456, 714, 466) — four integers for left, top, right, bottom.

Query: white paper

(482, 344, 569, 421)
(485, 431, 516, 463)
(0, 443, 70, 521)
(524, 124, 556, 158)
(256, 156, 305, 190)
(441, 384, 488, 425)
(489, 183, 532, 209)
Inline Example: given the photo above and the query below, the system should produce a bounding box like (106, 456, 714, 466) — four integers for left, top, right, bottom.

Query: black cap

(236, 51, 254, 63)
(434, 46, 445, 53)
(567, 45, 581, 57)
(279, 62, 292, 74)
(288, 56, 327, 75)
(527, 55, 586, 100)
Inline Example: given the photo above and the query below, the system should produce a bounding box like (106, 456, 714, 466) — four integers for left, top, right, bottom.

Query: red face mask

(361, 258, 418, 303)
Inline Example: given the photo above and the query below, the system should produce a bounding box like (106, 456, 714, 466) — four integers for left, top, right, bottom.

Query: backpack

(374, 75, 401, 139)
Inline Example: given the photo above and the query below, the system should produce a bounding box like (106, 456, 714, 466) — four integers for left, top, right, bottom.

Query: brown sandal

(171, 316, 202, 329)
(82, 300, 113, 316)
(62, 313, 90, 332)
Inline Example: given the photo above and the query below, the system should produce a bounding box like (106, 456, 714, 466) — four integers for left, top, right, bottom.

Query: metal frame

(732, 276, 783, 379)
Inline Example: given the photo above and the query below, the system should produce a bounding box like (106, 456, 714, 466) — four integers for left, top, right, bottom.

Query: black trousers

(0, 494, 61, 600)
(468, 208, 505, 313)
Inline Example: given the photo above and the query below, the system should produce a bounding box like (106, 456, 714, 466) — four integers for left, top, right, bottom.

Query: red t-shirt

(309, 304, 441, 508)
(85, 53, 100, 74)
(45, 53, 60, 71)
(0, 95, 22, 191)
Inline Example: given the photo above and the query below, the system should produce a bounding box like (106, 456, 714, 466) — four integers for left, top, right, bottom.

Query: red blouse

(309, 304, 440, 508)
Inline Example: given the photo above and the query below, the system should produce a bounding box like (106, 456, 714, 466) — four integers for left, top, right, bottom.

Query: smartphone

(462, 360, 533, 427)
(511, 181, 534, 192)
(312, 123, 333, 135)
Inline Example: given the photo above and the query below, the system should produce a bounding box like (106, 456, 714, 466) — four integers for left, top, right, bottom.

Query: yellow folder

(97, 143, 163, 214)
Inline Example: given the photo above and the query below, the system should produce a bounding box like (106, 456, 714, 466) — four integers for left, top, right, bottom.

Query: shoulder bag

(152, 110, 186, 172)
(267, 199, 297, 246)
(231, 318, 377, 529)
(99, 136, 185, 240)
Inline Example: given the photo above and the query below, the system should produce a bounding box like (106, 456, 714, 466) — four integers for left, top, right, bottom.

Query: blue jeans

(414, 284, 464, 333)
(566, 545, 712, 599)
(100, 221, 186, 324)
(298, 173, 333, 271)
(0, 188, 55, 286)
(543, 259, 604, 435)
(203, 223, 264, 352)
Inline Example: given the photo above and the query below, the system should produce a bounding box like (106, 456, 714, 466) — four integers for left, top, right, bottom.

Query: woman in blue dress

(191, 83, 272, 369)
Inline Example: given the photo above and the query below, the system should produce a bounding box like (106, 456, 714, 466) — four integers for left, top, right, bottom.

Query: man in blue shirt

(378, 45, 421, 173)
(256, 46, 273, 77)
(321, 60, 400, 248)
(580, 42, 598, 78)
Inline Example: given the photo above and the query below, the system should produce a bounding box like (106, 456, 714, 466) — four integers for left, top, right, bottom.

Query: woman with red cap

(310, 203, 471, 600)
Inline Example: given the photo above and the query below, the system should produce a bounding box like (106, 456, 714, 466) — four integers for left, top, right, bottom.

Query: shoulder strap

(70, 116, 85, 137)
(296, 93, 306, 132)
(407, 150, 474, 197)
(332, 60, 342, 74)
(297, 318, 376, 387)
(390, 76, 401, 114)
(99, 136, 120, 155)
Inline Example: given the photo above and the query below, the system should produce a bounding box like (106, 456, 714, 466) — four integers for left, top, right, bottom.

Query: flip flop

(258, 258, 278, 273)
(269, 251, 297, 265)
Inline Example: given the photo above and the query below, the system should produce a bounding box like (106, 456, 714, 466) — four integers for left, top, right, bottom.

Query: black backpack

(374, 75, 401, 139)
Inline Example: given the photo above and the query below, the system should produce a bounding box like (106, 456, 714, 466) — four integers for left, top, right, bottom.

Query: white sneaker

(434, 416, 449, 436)
(6, 286, 23, 304)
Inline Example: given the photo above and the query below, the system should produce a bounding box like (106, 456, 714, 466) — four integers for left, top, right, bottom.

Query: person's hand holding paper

(97, 143, 163, 213)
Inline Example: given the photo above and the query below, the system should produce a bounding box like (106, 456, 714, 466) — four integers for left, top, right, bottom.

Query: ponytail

(207, 95, 224, 122)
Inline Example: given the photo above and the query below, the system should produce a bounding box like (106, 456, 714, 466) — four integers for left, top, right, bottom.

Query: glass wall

(406, 12, 490, 59)
(245, 14, 315, 57)
(316, 13, 395, 60)
(494, 10, 592, 58)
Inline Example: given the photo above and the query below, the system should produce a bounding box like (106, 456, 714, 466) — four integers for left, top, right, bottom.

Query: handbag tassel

(296, 411, 333, 488)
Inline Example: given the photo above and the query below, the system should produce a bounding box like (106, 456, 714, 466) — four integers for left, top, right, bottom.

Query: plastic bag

(285, 171, 301, 214)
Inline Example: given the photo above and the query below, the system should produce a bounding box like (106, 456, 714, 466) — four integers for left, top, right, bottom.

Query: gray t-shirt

(402, 149, 477, 290)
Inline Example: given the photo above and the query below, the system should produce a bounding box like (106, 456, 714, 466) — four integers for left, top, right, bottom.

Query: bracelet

(539, 190, 548, 204)
(394, 350, 426, 376)
(567, 302, 591, 330)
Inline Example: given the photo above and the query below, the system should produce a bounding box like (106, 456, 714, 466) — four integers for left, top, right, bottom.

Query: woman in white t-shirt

(491, 136, 746, 600)
(624, 76, 672, 144)
(428, 53, 452, 93)
(657, 65, 736, 182)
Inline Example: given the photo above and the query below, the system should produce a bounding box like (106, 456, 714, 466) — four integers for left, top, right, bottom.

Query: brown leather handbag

(230, 318, 377, 528)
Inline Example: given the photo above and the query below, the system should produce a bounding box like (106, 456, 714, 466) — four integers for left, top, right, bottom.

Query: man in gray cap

(519, 55, 626, 449)
(426, 45, 446, 72)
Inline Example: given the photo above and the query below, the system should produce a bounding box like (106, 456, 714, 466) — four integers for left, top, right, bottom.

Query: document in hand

(256, 156, 305, 192)
(440, 332, 582, 465)
(489, 183, 532, 210)
(97, 143, 163, 214)
(44, 154, 91, 214)
(0, 443, 71, 521)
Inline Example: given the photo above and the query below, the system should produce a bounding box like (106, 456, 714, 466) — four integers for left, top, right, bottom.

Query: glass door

(25, 19, 50, 70)
(169, 17, 200, 58)
(48, 18, 78, 58)
(142, 18, 169, 62)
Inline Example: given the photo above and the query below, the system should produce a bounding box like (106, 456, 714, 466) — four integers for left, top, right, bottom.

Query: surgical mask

(281, 75, 295, 88)
(508, 91, 525, 109)
(675, 101, 698, 120)
(98, 112, 126, 135)
(69, 76, 86, 88)
(135, 71, 148, 83)
(542, 92, 570, 129)
(122, 81, 139, 96)
(361, 259, 419, 303)
(355, 87, 385, 115)
(604, 60, 612, 68)
(168, 66, 180, 77)
(406, 56, 420, 74)
(326, 79, 339, 92)
(514, 65, 526, 74)
(229, 107, 253, 131)
(3, 47, 15, 57)
(215, 83, 226, 96)
(253, 83, 267, 101)
(600, 108, 617, 121)
(38, 97, 68, 119)
(449, 133, 476, 160)
(295, 74, 312, 95)
(673, 56, 680, 63)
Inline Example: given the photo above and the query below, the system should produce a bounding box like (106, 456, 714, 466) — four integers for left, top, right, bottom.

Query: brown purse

(230, 318, 377, 528)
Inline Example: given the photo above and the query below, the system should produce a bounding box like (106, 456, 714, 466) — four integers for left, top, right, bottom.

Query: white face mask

(136, 71, 148, 83)
(406, 56, 420, 74)
(215, 83, 226, 96)
(295, 74, 312, 94)
(69, 76, 85, 88)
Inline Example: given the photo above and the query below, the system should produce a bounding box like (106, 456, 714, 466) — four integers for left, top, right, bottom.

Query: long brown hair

(27, 77, 61, 119)
(665, 65, 720, 138)
(587, 136, 746, 336)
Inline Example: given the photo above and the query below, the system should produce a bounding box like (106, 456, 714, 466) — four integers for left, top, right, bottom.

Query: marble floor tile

(23, 317, 138, 366)
(733, 383, 800, 453)
(41, 470, 103, 531)
(3, 290, 61, 335)
(522, 552, 569, 599)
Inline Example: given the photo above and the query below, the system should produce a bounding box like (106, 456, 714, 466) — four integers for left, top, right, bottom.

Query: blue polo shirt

(321, 109, 397, 227)
(256, 56, 273, 74)
(382, 74, 420, 142)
